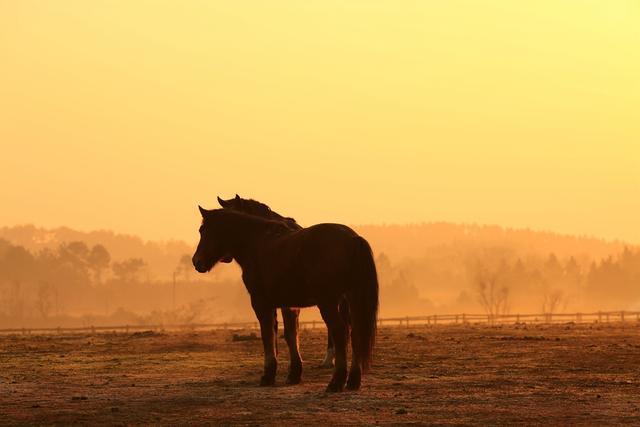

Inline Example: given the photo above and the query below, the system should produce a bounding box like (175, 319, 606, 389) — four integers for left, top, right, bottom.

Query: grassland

(2, 323, 640, 425)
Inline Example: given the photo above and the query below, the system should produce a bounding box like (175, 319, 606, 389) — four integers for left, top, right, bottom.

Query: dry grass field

(2, 322, 640, 426)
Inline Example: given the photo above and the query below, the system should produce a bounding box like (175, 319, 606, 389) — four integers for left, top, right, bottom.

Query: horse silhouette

(192, 206, 378, 391)
(216, 194, 348, 369)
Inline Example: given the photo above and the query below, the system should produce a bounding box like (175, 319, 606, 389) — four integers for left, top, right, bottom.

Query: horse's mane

(206, 208, 293, 235)
(243, 198, 277, 215)
(242, 198, 297, 222)
(222, 196, 300, 229)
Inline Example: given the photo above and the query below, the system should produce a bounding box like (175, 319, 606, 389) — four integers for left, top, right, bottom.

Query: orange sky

(1, 1, 638, 244)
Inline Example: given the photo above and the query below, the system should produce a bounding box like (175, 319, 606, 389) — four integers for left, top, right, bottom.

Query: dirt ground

(1, 322, 640, 426)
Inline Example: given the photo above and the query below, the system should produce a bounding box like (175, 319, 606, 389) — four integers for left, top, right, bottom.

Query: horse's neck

(233, 241, 261, 277)
(229, 217, 271, 264)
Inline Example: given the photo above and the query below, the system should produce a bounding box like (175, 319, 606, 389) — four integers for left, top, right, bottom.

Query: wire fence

(1, 310, 639, 335)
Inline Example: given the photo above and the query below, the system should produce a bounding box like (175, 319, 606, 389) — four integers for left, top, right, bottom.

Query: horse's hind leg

(319, 303, 348, 392)
(273, 308, 278, 357)
(342, 299, 360, 390)
(320, 299, 349, 368)
(281, 307, 303, 384)
(320, 332, 335, 368)
(346, 338, 362, 390)
(339, 297, 351, 343)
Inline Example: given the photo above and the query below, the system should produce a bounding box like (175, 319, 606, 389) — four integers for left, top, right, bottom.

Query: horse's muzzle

(192, 256, 210, 273)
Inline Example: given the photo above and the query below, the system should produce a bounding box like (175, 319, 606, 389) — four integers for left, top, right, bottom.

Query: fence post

(621, 311, 625, 322)
(462, 313, 466, 324)
(598, 311, 602, 323)
(405, 316, 409, 328)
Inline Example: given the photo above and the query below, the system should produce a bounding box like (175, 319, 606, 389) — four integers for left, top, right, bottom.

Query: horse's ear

(198, 205, 207, 217)
(235, 194, 240, 200)
(217, 196, 227, 208)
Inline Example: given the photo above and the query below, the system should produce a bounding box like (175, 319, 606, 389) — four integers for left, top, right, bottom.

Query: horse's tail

(348, 236, 379, 373)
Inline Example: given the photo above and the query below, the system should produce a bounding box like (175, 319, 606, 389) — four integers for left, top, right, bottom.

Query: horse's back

(257, 222, 371, 306)
(295, 223, 358, 254)
(296, 223, 363, 277)
(303, 223, 359, 240)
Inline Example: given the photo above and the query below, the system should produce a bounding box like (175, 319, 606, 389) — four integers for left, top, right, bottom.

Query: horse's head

(192, 206, 233, 273)
(217, 194, 241, 209)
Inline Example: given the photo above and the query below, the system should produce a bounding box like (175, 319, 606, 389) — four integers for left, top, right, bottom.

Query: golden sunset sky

(1, 1, 638, 243)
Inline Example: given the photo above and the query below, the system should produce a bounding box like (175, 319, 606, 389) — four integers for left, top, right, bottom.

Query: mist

(1, 223, 637, 330)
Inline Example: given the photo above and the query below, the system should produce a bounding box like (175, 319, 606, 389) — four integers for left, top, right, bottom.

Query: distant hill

(1, 222, 631, 280)
(354, 222, 631, 262)
(1, 222, 637, 321)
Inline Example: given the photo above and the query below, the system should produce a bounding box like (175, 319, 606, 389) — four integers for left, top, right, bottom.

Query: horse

(216, 194, 347, 368)
(192, 207, 379, 391)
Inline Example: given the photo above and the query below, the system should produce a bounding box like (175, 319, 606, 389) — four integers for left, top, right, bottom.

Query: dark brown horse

(216, 194, 346, 368)
(192, 207, 378, 391)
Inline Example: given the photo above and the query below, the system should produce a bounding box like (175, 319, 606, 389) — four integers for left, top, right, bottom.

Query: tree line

(375, 246, 640, 317)
(1, 237, 639, 326)
(0, 239, 203, 325)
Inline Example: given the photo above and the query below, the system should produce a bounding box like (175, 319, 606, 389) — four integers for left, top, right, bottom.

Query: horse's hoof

(345, 379, 361, 391)
(259, 376, 276, 387)
(325, 382, 344, 393)
(346, 371, 361, 390)
(285, 375, 301, 385)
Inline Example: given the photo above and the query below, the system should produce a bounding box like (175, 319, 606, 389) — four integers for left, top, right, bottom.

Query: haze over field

(1, 223, 638, 329)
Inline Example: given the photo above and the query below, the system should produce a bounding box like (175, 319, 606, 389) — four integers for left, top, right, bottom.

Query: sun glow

(0, 1, 638, 243)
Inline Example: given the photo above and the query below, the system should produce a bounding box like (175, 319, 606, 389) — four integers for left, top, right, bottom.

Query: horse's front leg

(252, 302, 278, 386)
(281, 307, 303, 384)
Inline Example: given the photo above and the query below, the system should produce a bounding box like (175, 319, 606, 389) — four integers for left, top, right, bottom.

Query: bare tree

(541, 289, 567, 321)
(475, 268, 510, 323)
